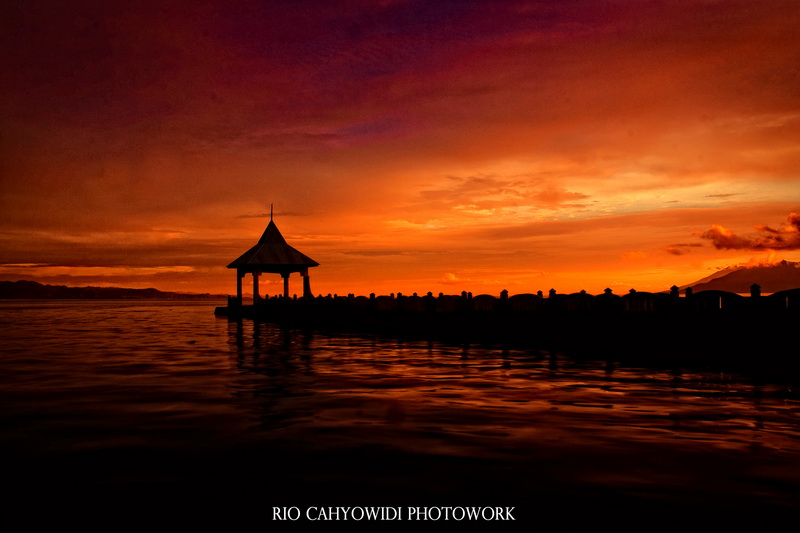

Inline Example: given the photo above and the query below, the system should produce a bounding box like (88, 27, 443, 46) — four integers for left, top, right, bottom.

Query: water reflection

(2, 301, 798, 526)
(226, 319, 800, 457)
(218, 319, 800, 523)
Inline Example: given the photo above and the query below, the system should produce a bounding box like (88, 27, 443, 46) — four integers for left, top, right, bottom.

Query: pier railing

(223, 285, 800, 315)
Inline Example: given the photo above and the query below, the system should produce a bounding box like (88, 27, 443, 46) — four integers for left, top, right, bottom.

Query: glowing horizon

(2, 1, 799, 297)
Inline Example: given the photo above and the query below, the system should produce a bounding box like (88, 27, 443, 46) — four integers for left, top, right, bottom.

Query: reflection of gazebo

(227, 213, 319, 304)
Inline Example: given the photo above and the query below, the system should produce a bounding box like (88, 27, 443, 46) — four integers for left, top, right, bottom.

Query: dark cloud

(663, 243, 703, 255)
(343, 250, 406, 257)
(0, 232, 244, 268)
(236, 211, 309, 219)
(531, 186, 590, 207)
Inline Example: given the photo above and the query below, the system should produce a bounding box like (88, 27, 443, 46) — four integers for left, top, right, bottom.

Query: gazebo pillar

(301, 269, 311, 298)
(252, 271, 260, 304)
(236, 270, 244, 305)
(282, 273, 290, 298)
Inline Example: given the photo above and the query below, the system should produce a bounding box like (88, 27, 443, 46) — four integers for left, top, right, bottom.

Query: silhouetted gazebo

(227, 213, 319, 304)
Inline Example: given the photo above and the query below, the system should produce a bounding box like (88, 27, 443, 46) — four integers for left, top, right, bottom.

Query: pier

(217, 215, 800, 378)
(215, 285, 800, 376)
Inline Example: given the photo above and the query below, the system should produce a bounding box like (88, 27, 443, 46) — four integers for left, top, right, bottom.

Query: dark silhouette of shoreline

(0, 280, 226, 300)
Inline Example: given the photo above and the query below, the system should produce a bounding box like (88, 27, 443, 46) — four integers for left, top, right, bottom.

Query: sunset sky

(2, 0, 799, 297)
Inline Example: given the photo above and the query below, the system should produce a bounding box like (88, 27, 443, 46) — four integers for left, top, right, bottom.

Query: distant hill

(681, 261, 800, 294)
(0, 280, 227, 300)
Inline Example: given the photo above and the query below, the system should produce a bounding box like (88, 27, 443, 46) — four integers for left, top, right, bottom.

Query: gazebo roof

(227, 218, 319, 273)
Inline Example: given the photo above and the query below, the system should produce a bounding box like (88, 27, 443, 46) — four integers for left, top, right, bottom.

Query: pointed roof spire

(227, 208, 319, 272)
(257, 218, 287, 245)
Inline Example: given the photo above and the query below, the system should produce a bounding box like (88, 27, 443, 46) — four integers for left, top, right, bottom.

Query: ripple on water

(1, 300, 799, 524)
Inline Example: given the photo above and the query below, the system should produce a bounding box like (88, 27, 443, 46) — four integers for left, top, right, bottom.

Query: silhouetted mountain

(0, 280, 226, 300)
(679, 265, 742, 288)
(681, 261, 800, 293)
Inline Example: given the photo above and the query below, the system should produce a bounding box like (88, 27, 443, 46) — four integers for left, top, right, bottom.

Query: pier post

(236, 270, 244, 305)
(750, 283, 761, 298)
(282, 273, 290, 298)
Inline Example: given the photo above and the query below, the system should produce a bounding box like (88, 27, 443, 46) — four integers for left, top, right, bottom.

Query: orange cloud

(702, 213, 800, 250)
(439, 273, 466, 285)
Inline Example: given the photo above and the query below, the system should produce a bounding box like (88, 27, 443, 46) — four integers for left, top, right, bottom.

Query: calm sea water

(1, 300, 798, 528)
